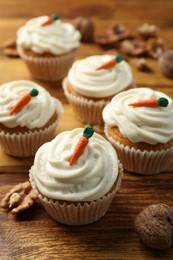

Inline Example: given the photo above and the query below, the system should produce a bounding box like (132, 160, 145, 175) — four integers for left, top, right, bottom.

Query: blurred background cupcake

(63, 54, 134, 126)
(103, 87, 173, 175)
(30, 127, 123, 225)
(0, 80, 63, 157)
(17, 14, 81, 82)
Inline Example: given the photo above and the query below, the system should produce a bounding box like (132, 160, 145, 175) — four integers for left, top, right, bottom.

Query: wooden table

(0, 0, 173, 259)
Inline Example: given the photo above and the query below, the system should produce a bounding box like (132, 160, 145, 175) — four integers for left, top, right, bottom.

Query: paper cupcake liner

(104, 125, 173, 175)
(0, 99, 63, 157)
(29, 163, 123, 226)
(63, 78, 108, 125)
(18, 47, 79, 82)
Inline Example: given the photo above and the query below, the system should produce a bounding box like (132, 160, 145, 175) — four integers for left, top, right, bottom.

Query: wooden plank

(1, 172, 173, 259)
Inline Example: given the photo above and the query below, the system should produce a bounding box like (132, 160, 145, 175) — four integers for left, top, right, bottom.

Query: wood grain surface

(0, 0, 173, 259)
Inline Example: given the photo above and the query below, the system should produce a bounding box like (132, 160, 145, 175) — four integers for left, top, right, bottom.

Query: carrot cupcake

(29, 127, 123, 225)
(0, 80, 63, 157)
(103, 87, 173, 175)
(17, 14, 81, 81)
(63, 54, 134, 125)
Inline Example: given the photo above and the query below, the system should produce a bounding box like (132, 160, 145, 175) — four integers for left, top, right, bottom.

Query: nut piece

(3, 39, 17, 49)
(108, 25, 126, 35)
(1, 181, 37, 214)
(158, 49, 173, 78)
(94, 25, 133, 48)
(74, 16, 94, 43)
(93, 22, 169, 61)
(146, 38, 168, 59)
(94, 33, 118, 48)
(134, 58, 152, 72)
(2, 39, 19, 58)
(107, 25, 132, 42)
(9, 192, 22, 208)
(3, 48, 19, 58)
(135, 204, 173, 250)
(138, 23, 158, 38)
(120, 39, 146, 56)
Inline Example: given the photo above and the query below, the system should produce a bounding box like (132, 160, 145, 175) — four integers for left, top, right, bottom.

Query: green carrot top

(114, 54, 124, 63)
(83, 126, 94, 139)
(30, 88, 39, 97)
(157, 97, 169, 107)
(51, 13, 60, 21)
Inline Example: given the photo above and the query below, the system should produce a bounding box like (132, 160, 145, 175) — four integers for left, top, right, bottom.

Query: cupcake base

(104, 125, 173, 175)
(18, 47, 79, 82)
(63, 78, 109, 125)
(29, 163, 123, 225)
(0, 99, 63, 157)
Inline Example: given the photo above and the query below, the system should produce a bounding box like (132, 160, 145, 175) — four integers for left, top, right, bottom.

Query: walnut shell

(158, 50, 173, 78)
(73, 16, 94, 43)
(135, 204, 173, 250)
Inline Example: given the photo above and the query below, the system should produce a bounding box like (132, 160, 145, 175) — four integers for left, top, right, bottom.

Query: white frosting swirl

(67, 55, 133, 98)
(17, 16, 81, 55)
(33, 128, 119, 201)
(0, 80, 57, 129)
(103, 88, 173, 145)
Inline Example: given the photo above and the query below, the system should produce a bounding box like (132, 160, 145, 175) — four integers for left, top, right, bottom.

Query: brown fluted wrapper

(29, 163, 123, 226)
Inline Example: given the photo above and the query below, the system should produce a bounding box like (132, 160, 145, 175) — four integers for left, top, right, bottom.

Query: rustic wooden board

(0, 1, 173, 259)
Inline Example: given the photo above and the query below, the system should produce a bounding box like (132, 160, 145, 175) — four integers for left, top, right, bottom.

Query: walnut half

(135, 204, 173, 250)
(1, 181, 37, 214)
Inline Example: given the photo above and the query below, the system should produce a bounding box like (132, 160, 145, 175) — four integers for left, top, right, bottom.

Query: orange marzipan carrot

(128, 98, 159, 107)
(69, 126, 94, 166)
(9, 93, 32, 115)
(69, 137, 89, 166)
(41, 17, 54, 27)
(96, 59, 116, 70)
(96, 54, 123, 70)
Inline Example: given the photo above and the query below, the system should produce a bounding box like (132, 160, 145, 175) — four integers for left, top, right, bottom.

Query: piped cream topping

(0, 80, 57, 129)
(103, 88, 173, 145)
(67, 55, 133, 98)
(33, 128, 119, 201)
(17, 16, 81, 55)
